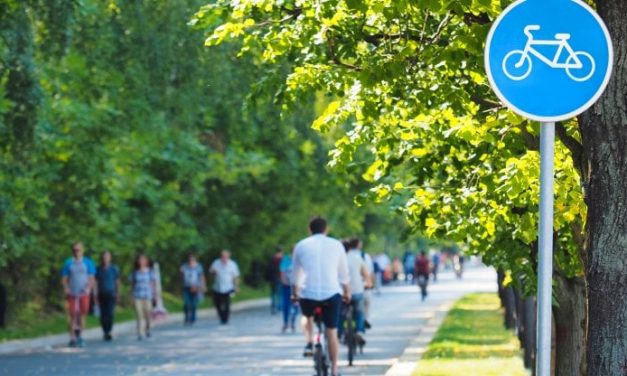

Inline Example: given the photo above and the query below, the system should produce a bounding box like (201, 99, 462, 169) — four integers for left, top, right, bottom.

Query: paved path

(0, 265, 496, 376)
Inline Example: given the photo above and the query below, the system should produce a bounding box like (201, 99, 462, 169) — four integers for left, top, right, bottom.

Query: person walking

(266, 247, 283, 315)
(415, 251, 430, 301)
(361, 250, 375, 330)
(292, 216, 350, 376)
(403, 250, 416, 284)
(131, 254, 156, 340)
(279, 248, 300, 333)
(374, 253, 390, 288)
(210, 250, 240, 324)
(431, 251, 441, 282)
(373, 258, 383, 295)
(181, 254, 205, 325)
(339, 237, 369, 345)
(61, 242, 96, 348)
(95, 251, 120, 341)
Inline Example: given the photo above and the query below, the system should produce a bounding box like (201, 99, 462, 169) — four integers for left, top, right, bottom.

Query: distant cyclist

(292, 217, 350, 376)
(61, 242, 96, 348)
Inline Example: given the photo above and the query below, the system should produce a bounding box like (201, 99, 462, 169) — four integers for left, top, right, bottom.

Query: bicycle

(502, 25, 595, 82)
(343, 303, 356, 367)
(313, 307, 330, 376)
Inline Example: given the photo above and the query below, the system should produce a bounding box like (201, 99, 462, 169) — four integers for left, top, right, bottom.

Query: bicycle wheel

(347, 327, 355, 366)
(502, 50, 532, 81)
(566, 51, 595, 82)
(314, 344, 324, 376)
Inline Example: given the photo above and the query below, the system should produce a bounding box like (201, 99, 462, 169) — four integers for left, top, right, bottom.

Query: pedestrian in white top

(292, 217, 350, 376)
(362, 251, 375, 329)
(339, 237, 370, 343)
(210, 250, 240, 324)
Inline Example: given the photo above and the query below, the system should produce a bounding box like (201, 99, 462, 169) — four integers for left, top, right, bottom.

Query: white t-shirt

(293, 234, 350, 301)
(210, 259, 240, 294)
(363, 253, 374, 274)
(347, 249, 367, 294)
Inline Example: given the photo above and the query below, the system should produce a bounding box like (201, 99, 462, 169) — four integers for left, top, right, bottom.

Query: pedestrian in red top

(414, 251, 430, 301)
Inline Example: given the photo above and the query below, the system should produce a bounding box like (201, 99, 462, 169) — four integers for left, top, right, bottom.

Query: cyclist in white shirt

(292, 217, 350, 376)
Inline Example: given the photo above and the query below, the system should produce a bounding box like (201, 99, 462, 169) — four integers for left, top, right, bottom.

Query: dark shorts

(300, 294, 342, 329)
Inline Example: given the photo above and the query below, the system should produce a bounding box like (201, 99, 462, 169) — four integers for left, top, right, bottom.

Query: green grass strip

(413, 293, 528, 376)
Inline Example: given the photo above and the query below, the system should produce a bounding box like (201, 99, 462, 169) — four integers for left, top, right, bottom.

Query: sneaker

(303, 342, 314, 357)
(137, 336, 143, 341)
(68, 340, 77, 348)
(76, 338, 85, 348)
(146, 331, 151, 338)
(281, 326, 288, 333)
(364, 320, 372, 330)
(104, 333, 113, 341)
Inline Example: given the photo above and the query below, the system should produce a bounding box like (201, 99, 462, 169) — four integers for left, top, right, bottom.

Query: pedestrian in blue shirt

(279, 249, 300, 333)
(61, 242, 96, 348)
(181, 254, 205, 325)
(95, 251, 120, 341)
(131, 254, 156, 340)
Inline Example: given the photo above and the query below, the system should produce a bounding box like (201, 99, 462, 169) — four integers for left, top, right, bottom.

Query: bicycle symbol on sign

(502, 25, 595, 82)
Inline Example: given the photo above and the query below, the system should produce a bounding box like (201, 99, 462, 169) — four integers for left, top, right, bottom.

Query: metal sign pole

(536, 121, 555, 376)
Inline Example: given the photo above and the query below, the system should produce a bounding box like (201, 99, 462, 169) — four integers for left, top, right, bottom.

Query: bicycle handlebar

(524, 24, 541, 38)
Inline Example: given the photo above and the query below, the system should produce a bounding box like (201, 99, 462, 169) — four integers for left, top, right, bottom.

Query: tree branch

(326, 36, 362, 71)
(555, 121, 585, 176)
(518, 122, 539, 151)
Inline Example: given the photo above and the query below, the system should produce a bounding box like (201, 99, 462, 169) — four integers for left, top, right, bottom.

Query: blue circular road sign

(485, 0, 613, 122)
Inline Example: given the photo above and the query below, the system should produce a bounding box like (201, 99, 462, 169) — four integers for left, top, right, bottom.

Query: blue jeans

(271, 281, 281, 313)
(183, 287, 199, 323)
(339, 293, 365, 336)
(280, 284, 300, 327)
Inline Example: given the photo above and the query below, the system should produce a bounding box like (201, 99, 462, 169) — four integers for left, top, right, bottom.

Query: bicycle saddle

(555, 33, 571, 40)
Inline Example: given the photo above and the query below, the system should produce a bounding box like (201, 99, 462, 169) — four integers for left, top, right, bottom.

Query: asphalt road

(0, 265, 496, 376)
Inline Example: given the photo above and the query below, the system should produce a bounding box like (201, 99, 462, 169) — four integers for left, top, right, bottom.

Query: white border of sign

(484, 0, 614, 122)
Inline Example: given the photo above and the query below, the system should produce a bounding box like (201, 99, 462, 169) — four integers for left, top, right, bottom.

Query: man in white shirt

(339, 237, 370, 344)
(292, 217, 350, 376)
(210, 250, 240, 324)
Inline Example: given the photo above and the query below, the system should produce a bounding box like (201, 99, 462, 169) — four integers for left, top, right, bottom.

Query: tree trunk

(503, 285, 517, 330)
(579, 1, 627, 374)
(514, 286, 536, 371)
(514, 287, 525, 346)
(523, 295, 536, 373)
(497, 269, 506, 307)
(0, 281, 6, 327)
(553, 274, 587, 376)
